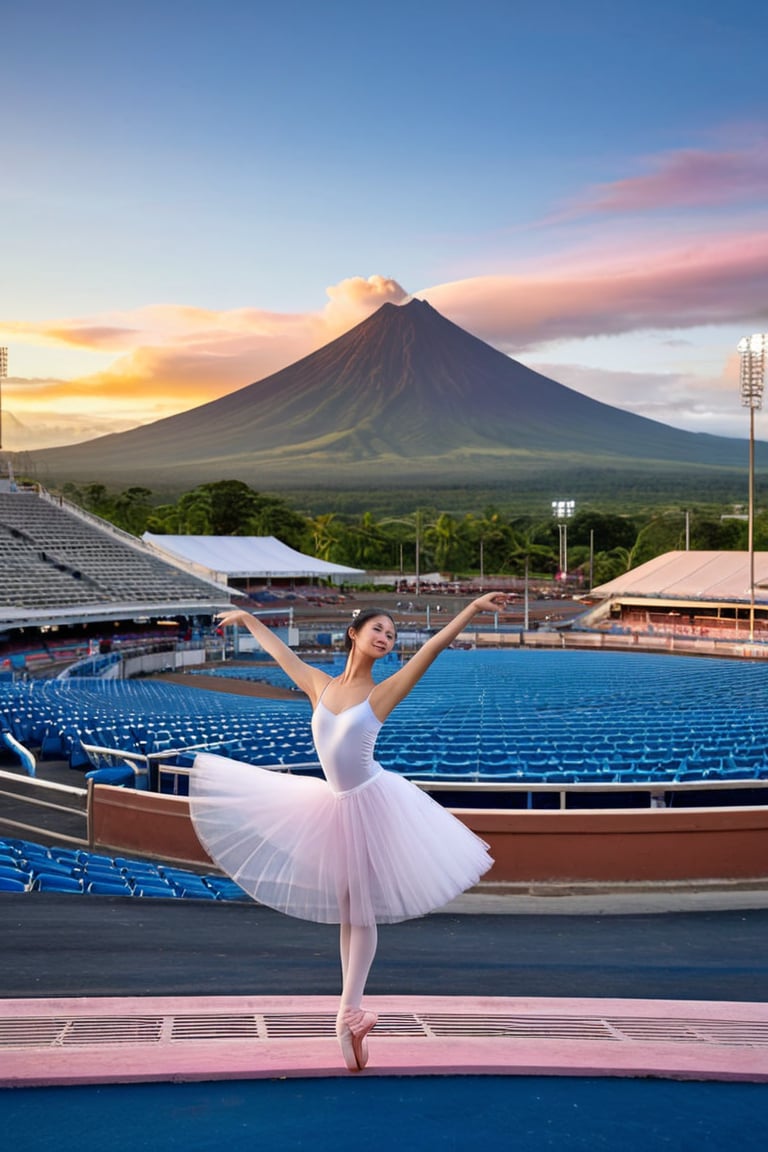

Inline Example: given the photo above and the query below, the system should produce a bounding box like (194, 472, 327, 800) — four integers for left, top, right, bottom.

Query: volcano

(24, 298, 757, 493)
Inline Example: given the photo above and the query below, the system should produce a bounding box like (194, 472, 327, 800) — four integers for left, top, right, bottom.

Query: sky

(2, 0, 768, 452)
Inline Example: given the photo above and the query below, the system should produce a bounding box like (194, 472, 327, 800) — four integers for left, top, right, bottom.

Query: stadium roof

(143, 534, 364, 581)
(591, 550, 768, 604)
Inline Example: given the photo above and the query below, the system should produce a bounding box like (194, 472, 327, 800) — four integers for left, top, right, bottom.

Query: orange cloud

(0, 278, 413, 450)
(42, 326, 141, 350)
(322, 275, 409, 335)
(0, 281, 409, 362)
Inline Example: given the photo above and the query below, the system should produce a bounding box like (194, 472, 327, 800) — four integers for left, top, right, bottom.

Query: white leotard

(311, 694, 383, 795)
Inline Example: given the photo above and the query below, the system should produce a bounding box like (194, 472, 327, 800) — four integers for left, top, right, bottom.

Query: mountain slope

(25, 298, 757, 489)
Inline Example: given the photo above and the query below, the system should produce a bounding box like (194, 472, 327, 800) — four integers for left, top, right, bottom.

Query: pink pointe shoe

(336, 1007, 378, 1072)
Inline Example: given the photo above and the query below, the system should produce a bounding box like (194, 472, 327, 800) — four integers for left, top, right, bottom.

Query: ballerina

(190, 592, 507, 1070)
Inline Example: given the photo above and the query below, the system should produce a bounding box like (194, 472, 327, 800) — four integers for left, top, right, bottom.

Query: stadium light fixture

(551, 499, 575, 578)
(737, 334, 767, 642)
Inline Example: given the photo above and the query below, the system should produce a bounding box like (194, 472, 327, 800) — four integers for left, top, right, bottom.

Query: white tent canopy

(143, 534, 364, 582)
(591, 550, 768, 603)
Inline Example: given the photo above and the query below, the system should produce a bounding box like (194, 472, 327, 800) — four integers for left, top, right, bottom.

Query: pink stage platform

(2, 995, 767, 1086)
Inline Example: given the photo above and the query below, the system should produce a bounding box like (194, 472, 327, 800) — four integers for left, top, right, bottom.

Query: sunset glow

(3, 2, 767, 451)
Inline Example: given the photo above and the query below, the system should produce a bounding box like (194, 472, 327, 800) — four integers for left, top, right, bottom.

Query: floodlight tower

(551, 498, 575, 578)
(0, 346, 7, 451)
(738, 334, 766, 642)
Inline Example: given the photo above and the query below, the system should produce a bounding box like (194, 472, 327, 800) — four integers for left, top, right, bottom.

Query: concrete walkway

(2, 886, 768, 1087)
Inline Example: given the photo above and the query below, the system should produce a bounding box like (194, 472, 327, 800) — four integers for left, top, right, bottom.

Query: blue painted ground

(2, 1076, 766, 1151)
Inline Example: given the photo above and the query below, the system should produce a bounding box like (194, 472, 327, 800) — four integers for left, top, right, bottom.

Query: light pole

(415, 511, 421, 595)
(0, 346, 7, 451)
(523, 554, 530, 631)
(382, 512, 422, 595)
(551, 498, 575, 579)
(738, 334, 766, 642)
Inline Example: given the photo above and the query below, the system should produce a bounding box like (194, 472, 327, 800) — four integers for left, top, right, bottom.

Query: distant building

(577, 551, 768, 640)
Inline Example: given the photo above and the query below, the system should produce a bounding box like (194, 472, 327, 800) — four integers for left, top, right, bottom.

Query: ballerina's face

(350, 614, 397, 658)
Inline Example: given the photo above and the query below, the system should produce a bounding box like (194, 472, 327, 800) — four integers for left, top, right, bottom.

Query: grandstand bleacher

(0, 489, 231, 619)
(2, 651, 768, 809)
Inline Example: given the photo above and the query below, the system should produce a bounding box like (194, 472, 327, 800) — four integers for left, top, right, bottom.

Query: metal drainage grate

(420, 1014, 614, 1040)
(2, 1012, 767, 1050)
(0, 1015, 165, 1048)
(171, 1014, 263, 1041)
(419, 1014, 768, 1047)
(612, 1017, 768, 1046)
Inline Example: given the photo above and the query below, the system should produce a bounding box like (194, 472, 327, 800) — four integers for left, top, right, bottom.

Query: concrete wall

(121, 647, 206, 678)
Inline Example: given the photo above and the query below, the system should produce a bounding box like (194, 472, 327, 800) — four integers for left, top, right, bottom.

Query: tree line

(60, 479, 763, 586)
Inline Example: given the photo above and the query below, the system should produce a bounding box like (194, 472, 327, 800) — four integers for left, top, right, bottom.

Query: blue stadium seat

(174, 883, 218, 899)
(87, 879, 133, 896)
(133, 880, 179, 898)
(32, 874, 84, 893)
(0, 876, 27, 892)
(203, 876, 250, 901)
(0, 864, 31, 887)
(85, 765, 138, 787)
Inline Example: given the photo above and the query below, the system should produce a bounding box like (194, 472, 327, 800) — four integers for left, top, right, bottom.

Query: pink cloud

(420, 231, 768, 350)
(564, 144, 768, 216)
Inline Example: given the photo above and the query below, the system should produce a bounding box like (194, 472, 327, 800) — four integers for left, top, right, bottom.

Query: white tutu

(190, 751, 493, 926)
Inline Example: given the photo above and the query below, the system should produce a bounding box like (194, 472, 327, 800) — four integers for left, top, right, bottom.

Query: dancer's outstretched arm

(215, 609, 329, 702)
(370, 592, 511, 719)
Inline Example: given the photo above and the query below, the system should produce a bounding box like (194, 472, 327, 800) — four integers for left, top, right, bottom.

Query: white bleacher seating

(0, 492, 225, 611)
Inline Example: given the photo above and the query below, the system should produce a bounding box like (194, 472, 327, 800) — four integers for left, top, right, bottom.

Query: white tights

(338, 922, 378, 1009)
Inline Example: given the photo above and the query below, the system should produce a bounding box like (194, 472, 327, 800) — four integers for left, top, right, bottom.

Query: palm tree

(591, 547, 632, 584)
(424, 512, 460, 573)
(465, 511, 516, 576)
(381, 512, 424, 590)
(346, 512, 390, 568)
(309, 513, 341, 561)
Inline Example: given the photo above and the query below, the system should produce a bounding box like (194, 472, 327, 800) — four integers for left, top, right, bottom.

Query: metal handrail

(411, 777, 768, 792)
(410, 775, 768, 810)
(130, 748, 768, 812)
(0, 768, 87, 797)
(0, 767, 89, 845)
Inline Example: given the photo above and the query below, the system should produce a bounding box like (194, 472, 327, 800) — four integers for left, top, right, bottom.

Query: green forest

(57, 478, 767, 588)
